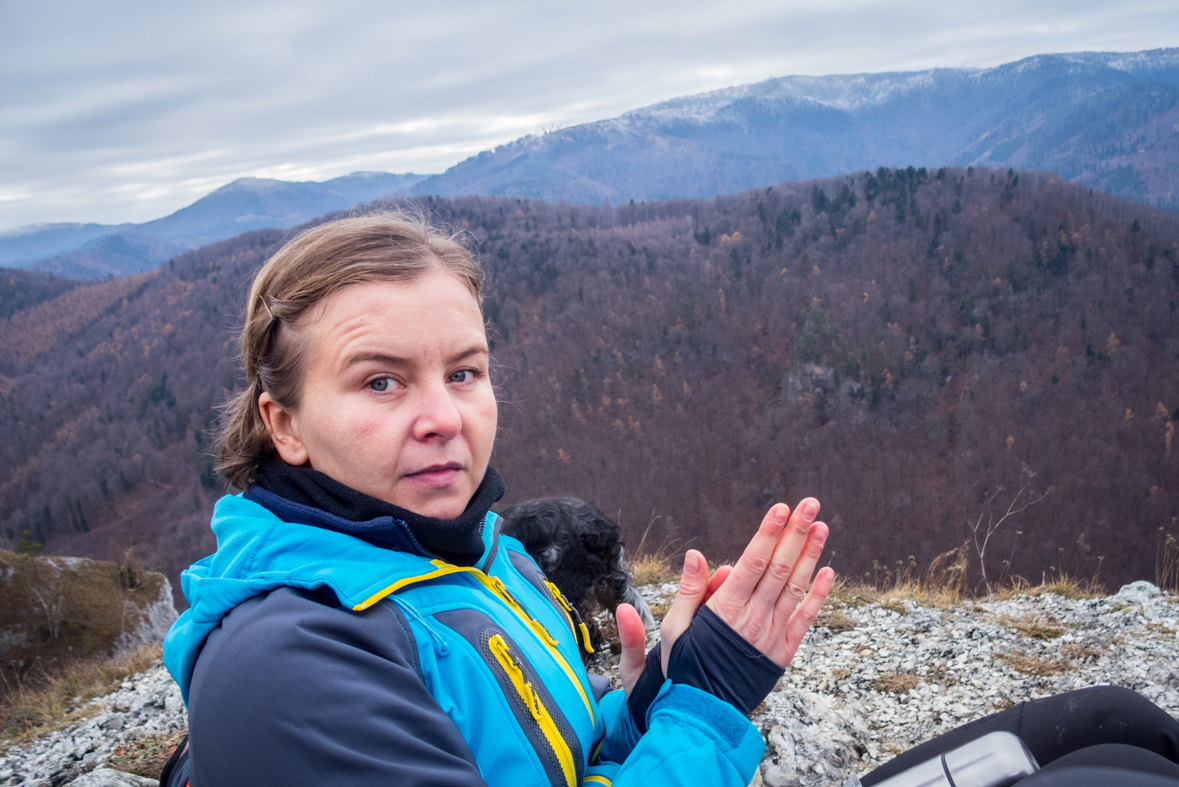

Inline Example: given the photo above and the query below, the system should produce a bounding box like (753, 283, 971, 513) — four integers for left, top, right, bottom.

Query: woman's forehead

(301, 275, 486, 365)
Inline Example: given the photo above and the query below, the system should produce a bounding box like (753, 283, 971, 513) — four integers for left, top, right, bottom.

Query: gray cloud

(1, 0, 1176, 230)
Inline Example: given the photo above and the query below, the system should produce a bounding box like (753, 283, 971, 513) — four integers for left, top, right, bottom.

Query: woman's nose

(412, 380, 463, 441)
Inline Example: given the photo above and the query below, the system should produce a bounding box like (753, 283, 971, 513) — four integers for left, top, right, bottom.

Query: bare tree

(965, 464, 1053, 593)
(28, 579, 66, 639)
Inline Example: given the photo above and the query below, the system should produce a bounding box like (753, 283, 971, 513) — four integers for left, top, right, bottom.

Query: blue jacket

(164, 493, 765, 786)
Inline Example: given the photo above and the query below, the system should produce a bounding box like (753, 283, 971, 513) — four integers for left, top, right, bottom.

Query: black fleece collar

(246, 459, 505, 567)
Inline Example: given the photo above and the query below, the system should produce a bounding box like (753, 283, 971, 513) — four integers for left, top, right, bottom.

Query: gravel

(3, 581, 1176, 787)
(0, 667, 185, 787)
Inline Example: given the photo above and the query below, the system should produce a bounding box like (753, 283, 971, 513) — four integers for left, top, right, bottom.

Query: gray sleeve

(188, 587, 486, 787)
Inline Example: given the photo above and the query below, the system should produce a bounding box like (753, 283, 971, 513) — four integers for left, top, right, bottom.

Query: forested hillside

(0, 268, 86, 320)
(1, 169, 1176, 601)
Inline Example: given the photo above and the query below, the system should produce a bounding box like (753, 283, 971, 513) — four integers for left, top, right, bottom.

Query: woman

(163, 213, 835, 786)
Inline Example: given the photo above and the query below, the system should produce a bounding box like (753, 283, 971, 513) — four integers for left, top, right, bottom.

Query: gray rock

(63, 769, 156, 787)
(4, 582, 1178, 787)
(1115, 581, 1163, 606)
(760, 725, 801, 787)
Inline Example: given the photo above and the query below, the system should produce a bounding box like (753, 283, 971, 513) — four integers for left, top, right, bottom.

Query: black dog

(498, 497, 657, 650)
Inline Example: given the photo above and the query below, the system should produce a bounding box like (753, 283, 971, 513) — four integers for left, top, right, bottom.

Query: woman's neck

(248, 459, 505, 566)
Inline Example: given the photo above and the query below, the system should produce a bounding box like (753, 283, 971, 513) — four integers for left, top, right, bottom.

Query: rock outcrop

(1, 582, 1176, 786)
(0, 551, 176, 669)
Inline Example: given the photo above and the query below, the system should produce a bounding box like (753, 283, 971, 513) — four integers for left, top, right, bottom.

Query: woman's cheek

(348, 399, 400, 443)
(477, 390, 499, 435)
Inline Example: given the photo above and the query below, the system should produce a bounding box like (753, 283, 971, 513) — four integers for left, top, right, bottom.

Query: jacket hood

(163, 493, 499, 702)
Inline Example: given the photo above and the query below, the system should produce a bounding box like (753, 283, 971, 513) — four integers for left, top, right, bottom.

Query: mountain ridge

(1, 171, 428, 277)
(413, 48, 1179, 209)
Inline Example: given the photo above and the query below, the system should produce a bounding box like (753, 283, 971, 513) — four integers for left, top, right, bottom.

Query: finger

(659, 549, 710, 676)
(615, 603, 647, 698)
(702, 565, 732, 604)
(748, 499, 820, 615)
(773, 566, 835, 668)
(710, 504, 791, 607)
(767, 521, 828, 644)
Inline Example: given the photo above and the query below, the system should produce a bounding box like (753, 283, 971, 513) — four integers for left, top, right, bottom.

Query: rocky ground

(2, 581, 1177, 787)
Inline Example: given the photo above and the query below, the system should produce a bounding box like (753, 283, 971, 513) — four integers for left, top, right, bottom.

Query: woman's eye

(368, 377, 396, 392)
(449, 369, 475, 384)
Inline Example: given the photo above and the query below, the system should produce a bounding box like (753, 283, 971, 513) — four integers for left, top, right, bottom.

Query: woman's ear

(258, 392, 310, 466)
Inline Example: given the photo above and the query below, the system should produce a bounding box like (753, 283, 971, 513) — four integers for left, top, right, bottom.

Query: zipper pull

(545, 580, 574, 612)
(578, 623, 595, 654)
(393, 598, 450, 656)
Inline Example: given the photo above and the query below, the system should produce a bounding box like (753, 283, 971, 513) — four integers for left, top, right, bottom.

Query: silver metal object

(842, 731, 1039, 787)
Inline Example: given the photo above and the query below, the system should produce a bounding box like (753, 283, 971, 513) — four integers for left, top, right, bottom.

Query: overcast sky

(1, 0, 1175, 231)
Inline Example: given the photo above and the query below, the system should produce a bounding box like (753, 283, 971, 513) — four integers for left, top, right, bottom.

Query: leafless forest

(1, 167, 1177, 603)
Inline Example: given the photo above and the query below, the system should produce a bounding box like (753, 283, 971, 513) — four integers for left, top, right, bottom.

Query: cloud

(1, 0, 1176, 229)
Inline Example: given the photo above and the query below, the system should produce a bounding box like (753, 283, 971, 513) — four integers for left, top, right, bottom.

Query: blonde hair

(215, 212, 483, 489)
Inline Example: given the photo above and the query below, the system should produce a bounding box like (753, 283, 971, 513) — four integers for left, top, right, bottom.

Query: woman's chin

(395, 491, 469, 520)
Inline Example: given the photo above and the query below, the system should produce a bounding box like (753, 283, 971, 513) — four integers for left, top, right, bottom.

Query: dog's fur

(498, 498, 657, 644)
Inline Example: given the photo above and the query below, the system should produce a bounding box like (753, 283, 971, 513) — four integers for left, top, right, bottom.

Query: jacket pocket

(434, 609, 584, 787)
(488, 633, 577, 787)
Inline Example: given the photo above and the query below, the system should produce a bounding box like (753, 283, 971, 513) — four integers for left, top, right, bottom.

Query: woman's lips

(405, 464, 462, 488)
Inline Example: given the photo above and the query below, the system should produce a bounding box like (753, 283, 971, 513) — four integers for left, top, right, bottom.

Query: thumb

(659, 549, 709, 676)
(615, 603, 647, 698)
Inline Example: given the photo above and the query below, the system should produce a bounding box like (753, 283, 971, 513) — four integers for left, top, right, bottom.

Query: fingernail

(684, 552, 700, 575)
(812, 527, 828, 547)
(803, 500, 819, 517)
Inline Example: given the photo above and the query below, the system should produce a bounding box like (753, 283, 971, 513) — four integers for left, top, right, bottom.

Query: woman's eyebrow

(341, 346, 488, 369)
(448, 346, 489, 364)
(342, 352, 409, 369)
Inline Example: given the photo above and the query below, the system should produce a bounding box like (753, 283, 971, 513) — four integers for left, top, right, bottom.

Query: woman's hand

(702, 499, 833, 669)
(616, 499, 833, 697)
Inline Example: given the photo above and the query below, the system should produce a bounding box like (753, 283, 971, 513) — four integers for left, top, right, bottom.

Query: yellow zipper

(543, 579, 595, 655)
(352, 564, 473, 610)
(489, 634, 577, 787)
(353, 561, 596, 726)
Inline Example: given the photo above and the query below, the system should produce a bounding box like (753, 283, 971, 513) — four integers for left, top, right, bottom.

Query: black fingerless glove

(625, 605, 784, 732)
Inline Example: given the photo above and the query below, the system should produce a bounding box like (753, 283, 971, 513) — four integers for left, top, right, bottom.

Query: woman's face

(259, 270, 497, 519)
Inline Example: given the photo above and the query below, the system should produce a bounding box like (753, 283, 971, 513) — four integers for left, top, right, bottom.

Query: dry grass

(815, 610, 855, 632)
(995, 572, 1104, 601)
(999, 613, 1065, 640)
(830, 558, 1106, 609)
(1146, 622, 1176, 635)
(106, 730, 186, 777)
(1060, 643, 1102, 662)
(923, 665, 959, 687)
(647, 598, 673, 620)
(1156, 530, 1178, 594)
(628, 554, 679, 588)
(831, 580, 958, 609)
(0, 645, 161, 753)
(832, 543, 972, 609)
(995, 651, 1068, 676)
(872, 672, 919, 694)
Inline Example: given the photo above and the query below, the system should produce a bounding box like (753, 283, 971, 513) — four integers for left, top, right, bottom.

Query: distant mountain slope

(414, 49, 1179, 210)
(1, 171, 428, 278)
(132, 171, 428, 248)
(0, 223, 132, 268)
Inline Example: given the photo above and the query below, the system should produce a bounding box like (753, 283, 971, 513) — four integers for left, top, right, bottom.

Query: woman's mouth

(405, 463, 462, 488)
